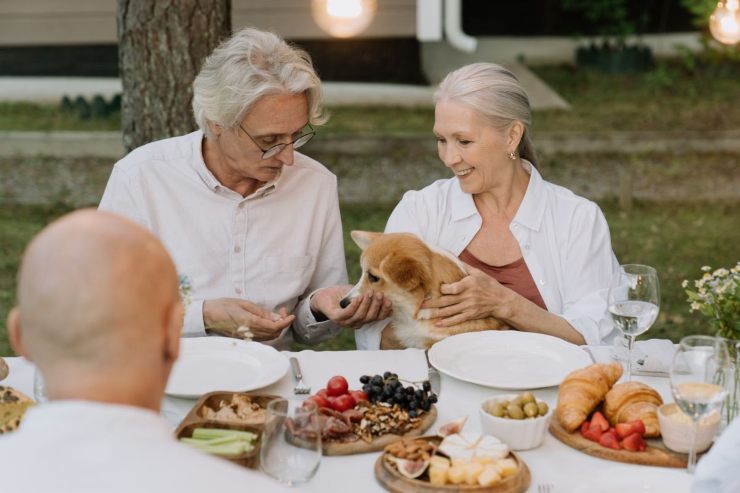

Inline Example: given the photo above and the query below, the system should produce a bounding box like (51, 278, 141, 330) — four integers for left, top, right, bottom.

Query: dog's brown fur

(343, 231, 505, 349)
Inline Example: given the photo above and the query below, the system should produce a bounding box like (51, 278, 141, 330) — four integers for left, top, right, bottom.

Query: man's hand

(203, 298, 295, 341)
(421, 264, 514, 327)
(310, 285, 392, 329)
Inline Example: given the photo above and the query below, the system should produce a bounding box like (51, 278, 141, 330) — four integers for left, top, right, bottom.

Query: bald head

(12, 209, 181, 376)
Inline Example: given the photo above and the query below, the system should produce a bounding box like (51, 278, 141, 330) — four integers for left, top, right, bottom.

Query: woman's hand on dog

(421, 264, 515, 327)
(203, 298, 295, 341)
(311, 285, 392, 329)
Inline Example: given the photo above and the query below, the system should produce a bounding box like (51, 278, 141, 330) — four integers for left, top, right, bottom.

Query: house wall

(0, 0, 417, 46)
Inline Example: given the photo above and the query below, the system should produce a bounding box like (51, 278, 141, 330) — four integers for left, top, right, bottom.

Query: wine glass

(260, 399, 321, 486)
(670, 335, 730, 473)
(608, 264, 660, 381)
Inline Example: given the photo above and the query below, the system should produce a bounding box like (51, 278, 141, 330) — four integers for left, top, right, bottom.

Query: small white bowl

(658, 403, 720, 454)
(479, 394, 553, 451)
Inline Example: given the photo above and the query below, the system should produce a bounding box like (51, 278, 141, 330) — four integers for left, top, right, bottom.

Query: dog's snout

(339, 297, 351, 309)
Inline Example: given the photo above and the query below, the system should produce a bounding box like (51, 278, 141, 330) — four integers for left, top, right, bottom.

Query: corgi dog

(341, 231, 505, 349)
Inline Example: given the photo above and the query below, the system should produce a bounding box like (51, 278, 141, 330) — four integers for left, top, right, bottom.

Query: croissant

(556, 362, 623, 432)
(604, 381, 663, 437)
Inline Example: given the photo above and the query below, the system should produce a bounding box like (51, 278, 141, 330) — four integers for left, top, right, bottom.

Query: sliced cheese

(439, 432, 510, 461)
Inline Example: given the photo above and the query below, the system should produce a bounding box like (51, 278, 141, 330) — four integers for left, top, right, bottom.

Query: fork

(537, 483, 554, 493)
(290, 357, 310, 395)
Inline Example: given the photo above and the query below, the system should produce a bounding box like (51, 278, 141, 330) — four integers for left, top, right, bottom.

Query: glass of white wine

(608, 264, 660, 381)
(670, 335, 730, 473)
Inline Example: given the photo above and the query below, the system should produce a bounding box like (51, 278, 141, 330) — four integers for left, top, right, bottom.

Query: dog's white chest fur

(390, 302, 441, 349)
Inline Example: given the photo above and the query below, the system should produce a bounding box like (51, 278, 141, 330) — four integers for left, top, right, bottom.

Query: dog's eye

(367, 272, 380, 283)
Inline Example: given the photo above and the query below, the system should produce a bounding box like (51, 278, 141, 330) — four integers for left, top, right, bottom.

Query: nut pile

(385, 439, 436, 461)
(355, 401, 423, 442)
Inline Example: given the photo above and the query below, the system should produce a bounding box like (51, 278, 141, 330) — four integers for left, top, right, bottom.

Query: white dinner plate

(428, 331, 592, 389)
(165, 337, 288, 398)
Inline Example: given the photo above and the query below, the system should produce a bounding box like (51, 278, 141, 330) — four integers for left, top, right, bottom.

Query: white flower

(702, 265, 712, 272)
(714, 268, 730, 278)
(690, 301, 702, 311)
(681, 280, 689, 288)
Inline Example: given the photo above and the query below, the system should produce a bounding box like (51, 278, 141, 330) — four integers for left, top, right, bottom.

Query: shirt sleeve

(291, 176, 348, 344)
(559, 201, 620, 345)
(98, 165, 148, 228)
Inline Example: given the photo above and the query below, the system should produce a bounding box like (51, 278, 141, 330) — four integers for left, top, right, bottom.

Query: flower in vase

(683, 262, 740, 339)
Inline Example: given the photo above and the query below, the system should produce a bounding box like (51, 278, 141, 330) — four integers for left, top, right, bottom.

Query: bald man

(0, 210, 285, 492)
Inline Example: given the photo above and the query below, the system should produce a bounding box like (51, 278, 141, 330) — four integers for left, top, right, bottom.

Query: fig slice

(437, 416, 468, 437)
(388, 456, 429, 479)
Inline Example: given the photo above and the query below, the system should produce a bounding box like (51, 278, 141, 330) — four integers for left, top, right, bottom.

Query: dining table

(3, 344, 692, 492)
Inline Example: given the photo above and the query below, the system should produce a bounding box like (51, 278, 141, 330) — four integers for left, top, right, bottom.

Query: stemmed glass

(260, 399, 321, 486)
(608, 264, 660, 381)
(670, 335, 730, 473)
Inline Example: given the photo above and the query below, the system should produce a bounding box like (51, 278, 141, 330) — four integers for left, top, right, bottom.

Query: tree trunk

(117, 0, 231, 153)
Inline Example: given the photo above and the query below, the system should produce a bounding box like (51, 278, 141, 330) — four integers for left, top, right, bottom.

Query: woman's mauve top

(459, 248, 548, 311)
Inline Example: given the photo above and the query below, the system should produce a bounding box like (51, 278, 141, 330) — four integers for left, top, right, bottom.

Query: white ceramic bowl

(658, 403, 720, 454)
(479, 394, 553, 451)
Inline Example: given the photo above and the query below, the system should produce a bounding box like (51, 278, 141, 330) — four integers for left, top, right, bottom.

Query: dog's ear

(351, 231, 381, 251)
(381, 253, 431, 292)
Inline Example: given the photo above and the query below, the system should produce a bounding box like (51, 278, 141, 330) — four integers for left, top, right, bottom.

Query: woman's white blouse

(355, 161, 620, 350)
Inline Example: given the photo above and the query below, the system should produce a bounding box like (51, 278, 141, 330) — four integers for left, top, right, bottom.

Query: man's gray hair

(193, 27, 327, 138)
(434, 62, 537, 166)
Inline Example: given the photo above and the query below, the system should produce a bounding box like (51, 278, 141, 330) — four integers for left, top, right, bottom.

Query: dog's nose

(339, 297, 351, 309)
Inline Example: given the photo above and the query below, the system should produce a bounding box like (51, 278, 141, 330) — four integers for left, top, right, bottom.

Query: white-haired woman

(101, 28, 390, 349)
(356, 62, 619, 350)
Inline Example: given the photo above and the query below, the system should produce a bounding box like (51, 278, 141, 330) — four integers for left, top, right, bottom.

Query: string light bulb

(312, 0, 378, 38)
(709, 0, 740, 45)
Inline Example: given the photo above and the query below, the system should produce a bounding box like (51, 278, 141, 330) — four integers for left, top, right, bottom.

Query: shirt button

(235, 287, 242, 294)
(234, 245, 241, 253)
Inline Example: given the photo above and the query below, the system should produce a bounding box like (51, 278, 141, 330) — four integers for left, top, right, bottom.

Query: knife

(424, 350, 441, 396)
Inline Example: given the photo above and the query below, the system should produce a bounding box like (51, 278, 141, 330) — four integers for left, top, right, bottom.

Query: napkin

(611, 337, 675, 375)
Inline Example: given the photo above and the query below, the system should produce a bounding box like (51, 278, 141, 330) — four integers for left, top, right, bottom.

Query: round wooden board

(549, 415, 691, 468)
(322, 406, 438, 456)
(374, 436, 530, 493)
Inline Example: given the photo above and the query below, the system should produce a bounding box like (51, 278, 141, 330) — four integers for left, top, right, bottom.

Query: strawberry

(580, 421, 590, 436)
(590, 411, 610, 432)
(621, 432, 647, 452)
(582, 425, 603, 443)
(616, 420, 646, 439)
(599, 430, 622, 450)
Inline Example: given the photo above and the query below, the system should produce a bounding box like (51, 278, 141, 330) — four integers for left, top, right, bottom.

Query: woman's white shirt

(355, 161, 620, 350)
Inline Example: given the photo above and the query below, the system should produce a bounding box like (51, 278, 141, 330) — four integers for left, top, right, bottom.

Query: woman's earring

(508, 151, 517, 161)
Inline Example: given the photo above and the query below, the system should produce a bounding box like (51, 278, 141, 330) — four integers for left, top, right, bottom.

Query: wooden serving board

(374, 435, 530, 493)
(322, 406, 438, 456)
(549, 415, 690, 468)
(180, 391, 280, 429)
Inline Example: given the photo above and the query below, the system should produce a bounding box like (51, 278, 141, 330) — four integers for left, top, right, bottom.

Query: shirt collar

(512, 160, 546, 231)
(192, 130, 283, 198)
(449, 159, 545, 231)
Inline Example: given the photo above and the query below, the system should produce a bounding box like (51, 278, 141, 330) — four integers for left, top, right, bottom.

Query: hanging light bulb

(709, 0, 740, 45)
(312, 0, 378, 38)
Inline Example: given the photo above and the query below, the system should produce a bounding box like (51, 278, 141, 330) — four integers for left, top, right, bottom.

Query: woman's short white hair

(192, 27, 327, 139)
(434, 62, 537, 166)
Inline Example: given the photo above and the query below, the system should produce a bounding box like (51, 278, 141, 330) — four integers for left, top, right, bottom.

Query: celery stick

(191, 428, 256, 441)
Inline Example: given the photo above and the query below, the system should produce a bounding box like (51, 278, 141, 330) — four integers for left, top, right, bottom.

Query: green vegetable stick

(191, 428, 256, 441)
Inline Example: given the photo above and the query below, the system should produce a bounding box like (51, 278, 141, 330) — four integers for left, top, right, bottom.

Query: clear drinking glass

(260, 399, 321, 486)
(670, 335, 730, 473)
(608, 264, 660, 381)
(33, 367, 47, 403)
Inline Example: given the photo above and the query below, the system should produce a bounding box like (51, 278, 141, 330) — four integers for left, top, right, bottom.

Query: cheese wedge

(439, 432, 510, 461)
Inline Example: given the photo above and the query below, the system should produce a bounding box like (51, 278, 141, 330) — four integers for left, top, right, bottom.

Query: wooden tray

(322, 405, 438, 456)
(180, 391, 280, 428)
(175, 420, 261, 469)
(374, 435, 531, 493)
(549, 415, 693, 468)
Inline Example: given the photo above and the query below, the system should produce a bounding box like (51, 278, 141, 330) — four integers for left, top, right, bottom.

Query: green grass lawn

(1, 62, 738, 134)
(2, 200, 738, 356)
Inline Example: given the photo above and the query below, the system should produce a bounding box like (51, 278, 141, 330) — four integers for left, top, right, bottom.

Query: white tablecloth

(3, 347, 691, 492)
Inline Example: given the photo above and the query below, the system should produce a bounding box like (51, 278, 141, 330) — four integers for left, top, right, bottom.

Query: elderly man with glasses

(100, 28, 391, 348)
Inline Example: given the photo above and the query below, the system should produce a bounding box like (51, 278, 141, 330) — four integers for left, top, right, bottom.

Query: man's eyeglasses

(239, 123, 315, 160)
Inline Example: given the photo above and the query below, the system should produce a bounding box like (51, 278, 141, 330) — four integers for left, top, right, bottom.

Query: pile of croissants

(556, 362, 663, 438)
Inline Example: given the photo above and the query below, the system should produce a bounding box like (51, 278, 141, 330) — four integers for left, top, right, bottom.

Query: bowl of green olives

(479, 392, 553, 450)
